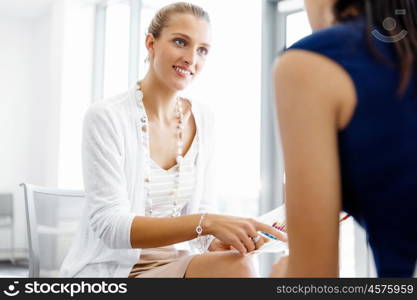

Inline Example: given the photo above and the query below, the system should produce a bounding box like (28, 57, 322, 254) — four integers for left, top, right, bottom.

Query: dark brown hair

(148, 2, 210, 39)
(333, 0, 417, 94)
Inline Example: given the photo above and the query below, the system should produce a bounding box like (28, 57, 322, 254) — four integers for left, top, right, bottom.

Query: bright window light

(103, 2, 130, 98)
(58, 4, 94, 189)
(286, 10, 311, 47)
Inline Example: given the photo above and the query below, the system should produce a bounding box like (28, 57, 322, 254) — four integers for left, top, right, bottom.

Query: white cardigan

(60, 86, 217, 277)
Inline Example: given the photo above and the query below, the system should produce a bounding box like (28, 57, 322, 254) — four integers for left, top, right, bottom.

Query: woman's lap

(184, 250, 258, 278)
(129, 246, 197, 278)
(129, 247, 258, 278)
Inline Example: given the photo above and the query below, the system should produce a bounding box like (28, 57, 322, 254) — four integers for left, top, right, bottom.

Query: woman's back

(288, 15, 417, 277)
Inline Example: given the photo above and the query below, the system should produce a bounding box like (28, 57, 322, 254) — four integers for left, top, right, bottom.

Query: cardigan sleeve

(82, 105, 136, 249)
(198, 140, 218, 213)
(189, 106, 218, 252)
(198, 106, 218, 214)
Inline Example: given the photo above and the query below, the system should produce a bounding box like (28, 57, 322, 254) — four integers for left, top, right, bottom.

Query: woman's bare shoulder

(273, 50, 356, 129)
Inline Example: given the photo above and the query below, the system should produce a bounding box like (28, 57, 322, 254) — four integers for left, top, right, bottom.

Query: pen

(261, 232, 280, 241)
(263, 215, 350, 241)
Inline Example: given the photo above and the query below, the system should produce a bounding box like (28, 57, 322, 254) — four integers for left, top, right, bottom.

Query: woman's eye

(198, 47, 208, 56)
(174, 39, 186, 46)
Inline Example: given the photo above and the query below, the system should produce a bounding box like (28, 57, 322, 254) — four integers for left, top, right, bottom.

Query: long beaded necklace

(136, 86, 185, 217)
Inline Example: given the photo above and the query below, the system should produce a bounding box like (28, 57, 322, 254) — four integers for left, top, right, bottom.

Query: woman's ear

(145, 33, 155, 60)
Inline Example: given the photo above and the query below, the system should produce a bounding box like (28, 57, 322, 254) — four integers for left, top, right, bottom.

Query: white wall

(0, 8, 61, 259)
(0, 0, 94, 260)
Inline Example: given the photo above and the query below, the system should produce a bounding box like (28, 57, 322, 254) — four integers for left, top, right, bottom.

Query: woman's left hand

(208, 238, 232, 251)
(208, 236, 270, 252)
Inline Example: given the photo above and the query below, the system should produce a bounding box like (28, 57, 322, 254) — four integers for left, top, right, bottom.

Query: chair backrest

(21, 183, 85, 278)
(0, 194, 13, 218)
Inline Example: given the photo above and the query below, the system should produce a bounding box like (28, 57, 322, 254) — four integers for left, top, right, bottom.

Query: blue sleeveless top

(287, 15, 417, 277)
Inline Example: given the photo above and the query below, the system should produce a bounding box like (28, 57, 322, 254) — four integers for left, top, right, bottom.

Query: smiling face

(146, 13, 211, 91)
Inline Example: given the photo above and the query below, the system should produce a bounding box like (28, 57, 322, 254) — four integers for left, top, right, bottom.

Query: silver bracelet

(195, 213, 207, 237)
(196, 213, 210, 253)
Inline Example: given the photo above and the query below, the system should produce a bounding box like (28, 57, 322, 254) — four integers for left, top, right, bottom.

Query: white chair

(0, 193, 14, 262)
(20, 183, 85, 278)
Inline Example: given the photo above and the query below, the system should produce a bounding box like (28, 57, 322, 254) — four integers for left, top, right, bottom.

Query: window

(103, 1, 131, 98)
(58, 2, 95, 189)
(286, 10, 311, 47)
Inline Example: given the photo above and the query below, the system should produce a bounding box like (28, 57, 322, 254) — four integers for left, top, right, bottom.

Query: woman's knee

(185, 251, 258, 277)
(224, 253, 258, 277)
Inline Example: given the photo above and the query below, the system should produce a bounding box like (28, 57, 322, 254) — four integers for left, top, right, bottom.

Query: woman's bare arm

(273, 50, 356, 277)
(130, 214, 202, 248)
(130, 214, 287, 253)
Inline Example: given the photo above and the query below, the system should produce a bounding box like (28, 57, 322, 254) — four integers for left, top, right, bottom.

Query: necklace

(136, 86, 185, 217)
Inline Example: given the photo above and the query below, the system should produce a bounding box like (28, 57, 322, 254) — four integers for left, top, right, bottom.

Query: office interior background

(0, 0, 377, 277)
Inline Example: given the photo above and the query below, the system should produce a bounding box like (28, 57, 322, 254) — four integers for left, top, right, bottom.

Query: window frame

(92, 0, 142, 102)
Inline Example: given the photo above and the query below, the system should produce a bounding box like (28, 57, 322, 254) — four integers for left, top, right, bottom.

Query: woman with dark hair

(271, 0, 417, 277)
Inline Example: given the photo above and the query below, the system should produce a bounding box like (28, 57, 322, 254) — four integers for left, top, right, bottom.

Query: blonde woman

(60, 2, 284, 278)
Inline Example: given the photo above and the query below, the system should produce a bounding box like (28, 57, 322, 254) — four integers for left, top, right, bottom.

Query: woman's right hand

(203, 214, 287, 255)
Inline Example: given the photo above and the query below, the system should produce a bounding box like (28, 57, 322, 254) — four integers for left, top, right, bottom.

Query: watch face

(196, 226, 203, 235)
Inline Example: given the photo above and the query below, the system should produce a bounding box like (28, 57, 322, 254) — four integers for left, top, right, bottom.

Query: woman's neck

(139, 71, 178, 123)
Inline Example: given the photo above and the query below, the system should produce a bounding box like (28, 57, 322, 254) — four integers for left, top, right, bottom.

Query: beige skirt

(129, 245, 197, 278)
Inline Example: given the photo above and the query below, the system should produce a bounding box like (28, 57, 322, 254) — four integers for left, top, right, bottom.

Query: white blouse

(59, 86, 217, 278)
(146, 135, 198, 218)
